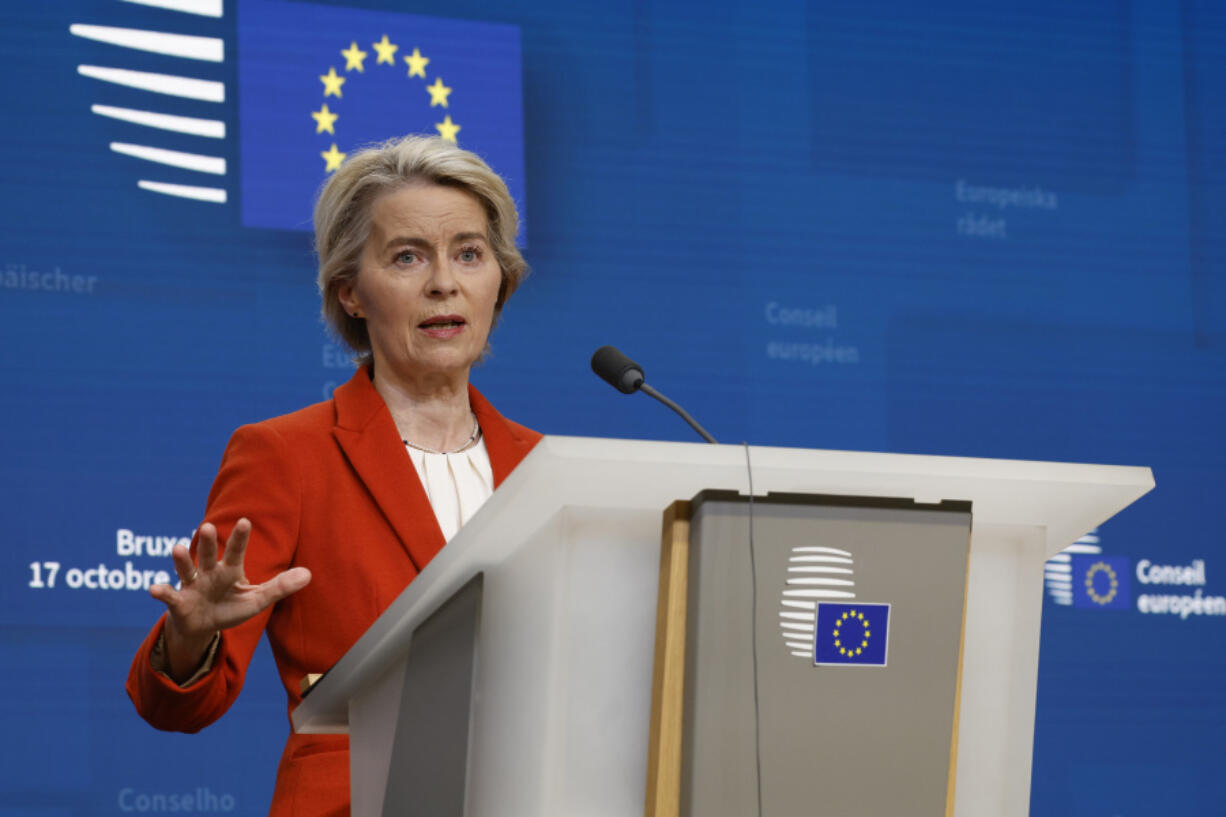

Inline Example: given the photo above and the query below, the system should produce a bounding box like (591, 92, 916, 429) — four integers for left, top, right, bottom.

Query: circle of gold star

(1084, 561, 1119, 606)
(832, 610, 871, 657)
(312, 35, 464, 172)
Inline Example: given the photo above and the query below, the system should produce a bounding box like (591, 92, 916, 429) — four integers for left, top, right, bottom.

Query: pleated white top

(404, 436, 494, 542)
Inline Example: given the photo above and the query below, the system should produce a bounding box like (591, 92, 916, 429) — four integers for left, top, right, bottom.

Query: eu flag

(1071, 555, 1131, 610)
(237, 0, 524, 231)
(814, 602, 891, 667)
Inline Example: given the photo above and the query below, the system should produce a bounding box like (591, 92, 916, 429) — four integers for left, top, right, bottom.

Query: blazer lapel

(331, 368, 445, 571)
(329, 367, 543, 573)
(469, 383, 543, 487)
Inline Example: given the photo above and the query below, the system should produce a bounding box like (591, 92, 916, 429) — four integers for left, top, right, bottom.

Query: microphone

(590, 345, 718, 444)
(591, 345, 645, 394)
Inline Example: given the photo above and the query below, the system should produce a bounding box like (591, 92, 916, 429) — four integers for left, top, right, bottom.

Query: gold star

(311, 103, 339, 134)
(319, 67, 345, 98)
(425, 77, 452, 108)
(371, 34, 398, 65)
(341, 41, 367, 72)
(321, 143, 346, 172)
(404, 48, 429, 78)
(434, 114, 460, 142)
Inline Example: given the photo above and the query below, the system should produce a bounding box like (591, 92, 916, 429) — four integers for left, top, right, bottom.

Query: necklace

(402, 413, 481, 455)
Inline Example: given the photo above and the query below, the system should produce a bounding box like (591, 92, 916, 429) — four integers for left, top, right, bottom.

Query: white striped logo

(778, 545, 856, 659)
(1045, 529, 1102, 606)
(71, 0, 229, 204)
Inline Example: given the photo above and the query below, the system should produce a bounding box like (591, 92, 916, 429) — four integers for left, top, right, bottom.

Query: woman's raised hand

(150, 518, 311, 681)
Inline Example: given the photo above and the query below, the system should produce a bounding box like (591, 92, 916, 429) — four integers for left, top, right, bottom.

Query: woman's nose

(426, 260, 459, 295)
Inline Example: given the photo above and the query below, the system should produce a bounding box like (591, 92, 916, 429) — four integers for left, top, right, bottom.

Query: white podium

(290, 436, 1153, 817)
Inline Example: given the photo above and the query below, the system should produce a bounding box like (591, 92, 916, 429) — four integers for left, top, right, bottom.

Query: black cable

(641, 383, 718, 444)
(743, 441, 764, 817)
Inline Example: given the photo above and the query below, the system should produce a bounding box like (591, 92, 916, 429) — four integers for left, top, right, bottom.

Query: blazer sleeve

(126, 421, 303, 733)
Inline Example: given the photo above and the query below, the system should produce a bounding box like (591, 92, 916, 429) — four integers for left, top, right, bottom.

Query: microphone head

(591, 345, 645, 394)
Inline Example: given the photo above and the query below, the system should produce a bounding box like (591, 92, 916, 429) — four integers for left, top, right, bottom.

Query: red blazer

(126, 366, 542, 817)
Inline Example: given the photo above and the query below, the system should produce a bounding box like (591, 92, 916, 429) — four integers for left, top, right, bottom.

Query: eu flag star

(319, 67, 346, 97)
(426, 77, 452, 108)
(320, 142, 346, 172)
(435, 114, 460, 142)
(311, 103, 338, 134)
(341, 41, 367, 72)
(404, 48, 430, 78)
(371, 34, 398, 65)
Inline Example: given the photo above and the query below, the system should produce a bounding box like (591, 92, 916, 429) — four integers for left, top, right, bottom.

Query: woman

(126, 135, 541, 817)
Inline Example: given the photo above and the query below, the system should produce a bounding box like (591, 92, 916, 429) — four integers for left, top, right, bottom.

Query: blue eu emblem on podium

(814, 602, 891, 667)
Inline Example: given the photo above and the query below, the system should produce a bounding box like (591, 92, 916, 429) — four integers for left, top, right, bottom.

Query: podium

(290, 436, 1153, 817)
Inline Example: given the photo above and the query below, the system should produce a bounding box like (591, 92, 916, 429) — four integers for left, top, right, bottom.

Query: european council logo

(777, 544, 857, 660)
(814, 602, 891, 667)
(1071, 555, 1131, 610)
(70, 0, 523, 226)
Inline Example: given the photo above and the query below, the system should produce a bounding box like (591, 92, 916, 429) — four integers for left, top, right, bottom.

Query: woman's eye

(458, 247, 482, 263)
(395, 250, 418, 265)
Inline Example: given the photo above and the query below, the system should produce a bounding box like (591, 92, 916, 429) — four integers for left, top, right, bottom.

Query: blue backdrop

(2, 0, 1223, 814)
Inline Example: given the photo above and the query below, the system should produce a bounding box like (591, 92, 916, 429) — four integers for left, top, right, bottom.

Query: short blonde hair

(314, 135, 527, 358)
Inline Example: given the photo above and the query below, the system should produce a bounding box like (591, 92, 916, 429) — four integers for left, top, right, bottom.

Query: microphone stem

(640, 383, 718, 444)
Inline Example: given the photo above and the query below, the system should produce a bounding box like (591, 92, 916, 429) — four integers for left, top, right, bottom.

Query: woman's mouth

(419, 315, 466, 338)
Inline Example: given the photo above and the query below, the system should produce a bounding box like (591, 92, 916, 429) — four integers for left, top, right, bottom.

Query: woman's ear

(337, 282, 362, 319)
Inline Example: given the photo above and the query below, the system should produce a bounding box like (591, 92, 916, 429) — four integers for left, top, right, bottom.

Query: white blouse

(404, 436, 494, 542)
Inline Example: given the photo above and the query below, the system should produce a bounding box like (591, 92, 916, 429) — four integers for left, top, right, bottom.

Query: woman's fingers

(245, 567, 312, 612)
(195, 567, 311, 630)
(170, 543, 197, 586)
(221, 518, 252, 568)
(274, 566, 312, 599)
(269, 566, 311, 604)
(149, 581, 177, 606)
(149, 519, 310, 633)
(197, 522, 219, 571)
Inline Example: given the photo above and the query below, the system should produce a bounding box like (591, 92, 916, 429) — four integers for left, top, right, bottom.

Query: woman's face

(340, 183, 502, 385)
